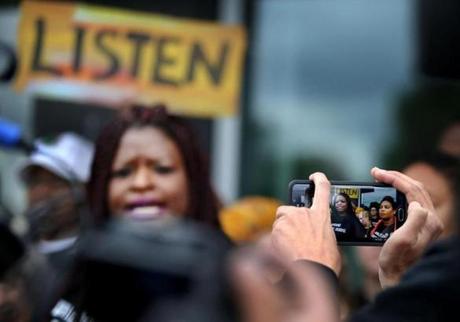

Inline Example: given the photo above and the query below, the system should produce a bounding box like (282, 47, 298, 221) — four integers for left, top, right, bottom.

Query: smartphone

(288, 180, 408, 246)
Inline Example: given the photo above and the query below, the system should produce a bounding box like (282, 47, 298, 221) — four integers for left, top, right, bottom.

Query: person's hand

(371, 167, 444, 288)
(271, 172, 341, 276)
(231, 247, 339, 322)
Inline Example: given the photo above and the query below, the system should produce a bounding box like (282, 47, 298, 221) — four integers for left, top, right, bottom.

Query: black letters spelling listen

(32, 18, 230, 86)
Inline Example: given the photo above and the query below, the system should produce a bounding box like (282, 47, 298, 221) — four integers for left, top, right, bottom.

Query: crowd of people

(0, 103, 459, 322)
(330, 192, 404, 242)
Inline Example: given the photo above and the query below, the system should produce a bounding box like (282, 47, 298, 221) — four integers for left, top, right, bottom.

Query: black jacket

(350, 236, 460, 322)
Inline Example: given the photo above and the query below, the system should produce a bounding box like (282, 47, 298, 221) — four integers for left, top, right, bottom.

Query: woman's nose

(131, 166, 155, 190)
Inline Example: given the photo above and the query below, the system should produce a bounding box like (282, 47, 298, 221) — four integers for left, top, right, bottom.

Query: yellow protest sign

(15, 1, 247, 117)
(333, 187, 360, 199)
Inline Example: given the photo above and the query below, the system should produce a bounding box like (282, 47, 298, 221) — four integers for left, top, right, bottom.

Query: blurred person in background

(368, 202, 380, 227)
(403, 152, 458, 239)
(356, 208, 372, 238)
(16, 133, 94, 321)
(19, 132, 94, 272)
(401, 117, 460, 238)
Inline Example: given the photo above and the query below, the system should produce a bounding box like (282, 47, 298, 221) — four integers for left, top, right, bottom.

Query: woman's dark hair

(87, 104, 221, 228)
(380, 196, 396, 210)
(332, 192, 354, 216)
(360, 205, 369, 212)
(369, 202, 380, 211)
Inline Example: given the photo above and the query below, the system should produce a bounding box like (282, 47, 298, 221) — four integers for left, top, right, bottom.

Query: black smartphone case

(288, 180, 408, 246)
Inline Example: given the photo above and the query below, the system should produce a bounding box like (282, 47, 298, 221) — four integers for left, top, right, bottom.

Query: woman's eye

(111, 168, 132, 178)
(154, 165, 174, 174)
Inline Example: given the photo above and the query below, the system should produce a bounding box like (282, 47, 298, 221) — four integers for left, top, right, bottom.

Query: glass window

(242, 0, 416, 200)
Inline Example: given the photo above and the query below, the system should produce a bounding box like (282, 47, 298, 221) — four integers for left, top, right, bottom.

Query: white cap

(19, 132, 94, 183)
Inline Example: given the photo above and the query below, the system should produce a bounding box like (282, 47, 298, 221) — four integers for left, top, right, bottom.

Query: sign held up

(15, 1, 247, 117)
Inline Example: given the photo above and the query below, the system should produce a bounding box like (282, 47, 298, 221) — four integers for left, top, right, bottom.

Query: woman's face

(108, 127, 189, 220)
(379, 201, 395, 220)
(334, 195, 348, 213)
(370, 207, 378, 218)
(358, 211, 371, 227)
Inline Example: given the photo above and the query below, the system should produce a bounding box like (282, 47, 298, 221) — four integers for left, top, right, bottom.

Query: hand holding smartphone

(289, 180, 408, 246)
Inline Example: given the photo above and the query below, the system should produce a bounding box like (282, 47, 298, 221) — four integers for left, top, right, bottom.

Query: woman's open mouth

(124, 199, 167, 220)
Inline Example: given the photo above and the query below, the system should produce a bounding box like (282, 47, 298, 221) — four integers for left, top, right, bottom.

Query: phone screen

(289, 180, 408, 245)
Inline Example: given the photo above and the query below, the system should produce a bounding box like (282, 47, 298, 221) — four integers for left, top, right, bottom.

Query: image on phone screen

(289, 180, 408, 245)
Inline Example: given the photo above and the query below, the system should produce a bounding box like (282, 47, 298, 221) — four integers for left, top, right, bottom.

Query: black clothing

(369, 217, 379, 227)
(41, 244, 81, 322)
(46, 245, 77, 277)
(331, 213, 366, 241)
(0, 223, 25, 278)
(371, 220, 396, 241)
(349, 236, 460, 322)
(362, 226, 373, 239)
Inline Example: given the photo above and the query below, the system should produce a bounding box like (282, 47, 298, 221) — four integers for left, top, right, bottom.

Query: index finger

(371, 167, 433, 209)
(309, 172, 331, 213)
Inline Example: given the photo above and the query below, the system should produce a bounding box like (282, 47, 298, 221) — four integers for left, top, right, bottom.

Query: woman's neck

(382, 217, 395, 226)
